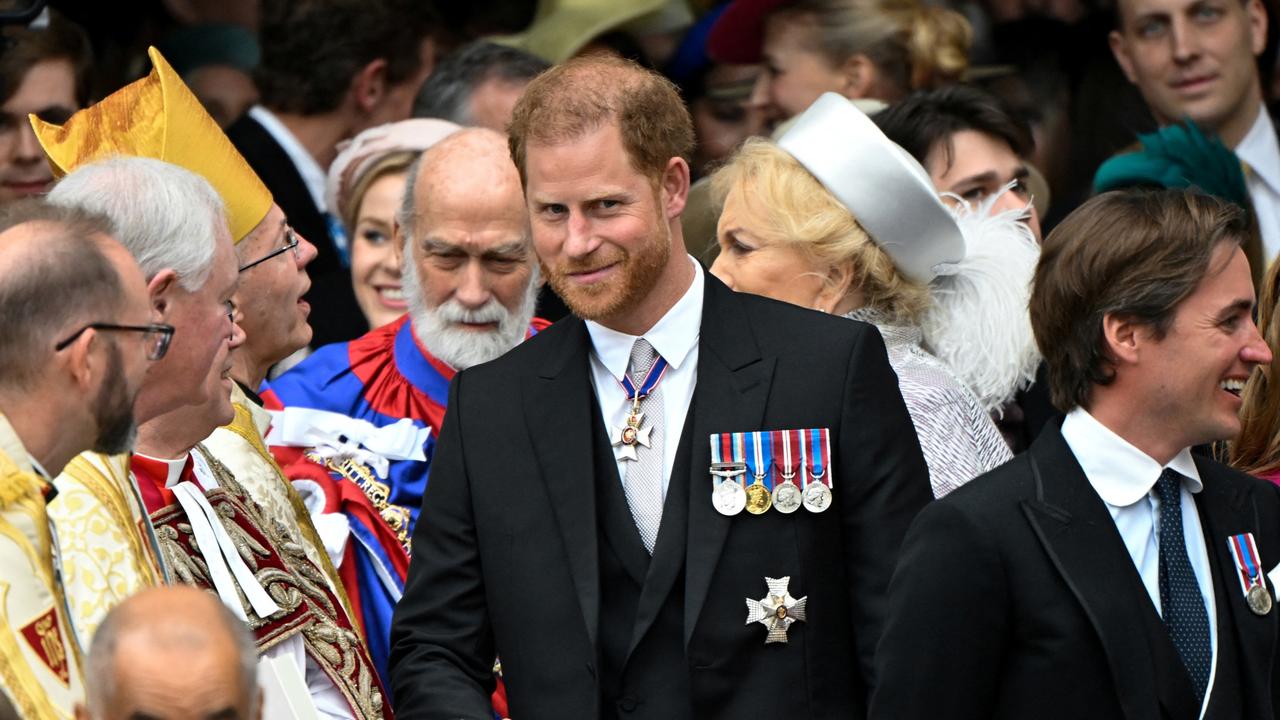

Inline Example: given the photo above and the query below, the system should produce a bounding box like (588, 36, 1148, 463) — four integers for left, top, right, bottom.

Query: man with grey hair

(46, 156, 244, 647)
(264, 128, 545, 690)
(76, 585, 261, 720)
(0, 200, 161, 719)
(413, 41, 548, 132)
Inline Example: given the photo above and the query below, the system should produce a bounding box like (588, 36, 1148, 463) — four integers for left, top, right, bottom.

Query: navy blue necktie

(1155, 468, 1212, 703)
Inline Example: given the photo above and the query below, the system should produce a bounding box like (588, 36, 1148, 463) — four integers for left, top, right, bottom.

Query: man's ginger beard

(540, 202, 672, 324)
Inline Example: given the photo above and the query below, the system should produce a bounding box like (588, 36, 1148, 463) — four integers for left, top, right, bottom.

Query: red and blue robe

(263, 314, 546, 705)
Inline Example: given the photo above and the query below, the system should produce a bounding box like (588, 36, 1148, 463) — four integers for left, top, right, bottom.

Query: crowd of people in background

(5, 0, 1280, 717)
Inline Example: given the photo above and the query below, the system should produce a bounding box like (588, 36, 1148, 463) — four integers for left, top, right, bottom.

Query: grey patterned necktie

(1155, 468, 1211, 703)
(623, 339, 664, 554)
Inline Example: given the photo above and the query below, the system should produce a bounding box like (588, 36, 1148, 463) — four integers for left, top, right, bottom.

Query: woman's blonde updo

(710, 137, 930, 323)
(775, 0, 972, 99)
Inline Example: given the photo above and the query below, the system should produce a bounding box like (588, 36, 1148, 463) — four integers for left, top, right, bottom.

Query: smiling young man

(871, 188, 1280, 719)
(388, 55, 931, 720)
(1109, 0, 1280, 261)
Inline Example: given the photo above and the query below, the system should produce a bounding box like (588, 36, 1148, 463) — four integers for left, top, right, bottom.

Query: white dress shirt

(1235, 105, 1280, 262)
(1060, 408, 1217, 718)
(586, 257, 703, 498)
(247, 105, 328, 215)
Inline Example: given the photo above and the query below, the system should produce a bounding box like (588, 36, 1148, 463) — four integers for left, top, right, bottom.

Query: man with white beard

(263, 128, 545, 690)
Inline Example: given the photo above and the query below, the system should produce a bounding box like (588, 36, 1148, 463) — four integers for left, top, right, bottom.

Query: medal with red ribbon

(710, 432, 748, 515)
(1228, 532, 1273, 616)
(771, 429, 803, 513)
(610, 354, 669, 462)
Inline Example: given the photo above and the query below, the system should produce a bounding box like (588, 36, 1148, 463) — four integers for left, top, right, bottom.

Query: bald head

(0, 201, 127, 390)
(397, 127, 524, 238)
(80, 586, 260, 720)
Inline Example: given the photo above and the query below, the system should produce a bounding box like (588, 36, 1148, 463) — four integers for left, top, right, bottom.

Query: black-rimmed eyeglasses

(239, 226, 301, 272)
(54, 323, 175, 361)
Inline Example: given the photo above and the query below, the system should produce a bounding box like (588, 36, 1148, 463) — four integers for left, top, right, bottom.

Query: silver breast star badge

(745, 576, 807, 644)
(610, 411, 653, 462)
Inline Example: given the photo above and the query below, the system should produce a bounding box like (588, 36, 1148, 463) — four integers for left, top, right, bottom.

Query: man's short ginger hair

(507, 55, 695, 188)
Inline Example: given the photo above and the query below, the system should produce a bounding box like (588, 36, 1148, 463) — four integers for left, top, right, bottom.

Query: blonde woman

(326, 119, 460, 329)
(710, 94, 1014, 496)
(707, 0, 971, 125)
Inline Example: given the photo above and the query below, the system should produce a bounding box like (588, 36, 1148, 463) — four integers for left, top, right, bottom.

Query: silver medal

(772, 480, 802, 514)
(713, 479, 747, 516)
(803, 472, 832, 513)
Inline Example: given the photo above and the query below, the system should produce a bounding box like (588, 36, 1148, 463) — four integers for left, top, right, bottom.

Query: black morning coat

(871, 418, 1280, 720)
(389, 273, 934, 719)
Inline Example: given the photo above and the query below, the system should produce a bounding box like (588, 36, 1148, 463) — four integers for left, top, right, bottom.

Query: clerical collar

(131, 452, 195, 514)
(586, 255, 704, 382)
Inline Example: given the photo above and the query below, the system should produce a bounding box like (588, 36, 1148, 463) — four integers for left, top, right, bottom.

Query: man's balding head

(79, 586, 260, 720)
(0, 201, 126, 388)
(393, 128, 538, 370)
(398, 127, 522, 237)
(0, 200, 155, 470)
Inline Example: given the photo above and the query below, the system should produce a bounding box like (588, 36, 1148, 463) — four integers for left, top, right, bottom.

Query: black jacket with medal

(871, 419, 1280, 720)
(388, 273, 932, 719)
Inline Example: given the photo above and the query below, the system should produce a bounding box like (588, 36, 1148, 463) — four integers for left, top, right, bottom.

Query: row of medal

(709, 428, 833, 516)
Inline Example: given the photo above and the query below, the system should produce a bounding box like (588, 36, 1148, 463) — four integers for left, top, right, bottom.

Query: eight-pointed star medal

(745, 576, 807, 643)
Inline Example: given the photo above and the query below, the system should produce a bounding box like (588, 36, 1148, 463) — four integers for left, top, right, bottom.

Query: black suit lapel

(525, 318, 601, 648)
(683, 278, 775, 648)
(1020, 427, 1185, 720)
(1193, 459, 1278, 718)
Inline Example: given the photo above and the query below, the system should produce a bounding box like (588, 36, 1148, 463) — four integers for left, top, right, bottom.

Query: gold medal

(745, 476, 772, 514)
(1248, 583, 1272, 616)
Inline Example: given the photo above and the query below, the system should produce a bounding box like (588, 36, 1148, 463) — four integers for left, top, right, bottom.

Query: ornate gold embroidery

(209, 394, 357, 624)
(52, 453, 162, 644)
(165, 447, 386, 719)
(0, 584, 64, 719)
(307, 452, 413, 555)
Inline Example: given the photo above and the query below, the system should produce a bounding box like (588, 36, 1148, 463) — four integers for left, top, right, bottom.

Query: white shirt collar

(1235, 104, 1280, 195)
(248, 105, 328, 213)
(586, 256, 703, 382)
(1060, 407, 1202, 507)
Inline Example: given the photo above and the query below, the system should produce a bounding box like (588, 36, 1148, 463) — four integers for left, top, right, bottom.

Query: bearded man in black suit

(388, 55, 933, 719)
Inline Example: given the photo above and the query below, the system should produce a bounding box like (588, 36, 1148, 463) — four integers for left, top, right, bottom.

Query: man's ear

(1101, 312, 1143, 366)
(660, 157, 691, 221)
(1248, 0, 1268, 56)
(147, 269, 179, 321)
(351, 58, 390, 114)
(60, 326, 98, 392)
(392, 218, 409, 270)
(1109, 29, 1139, 84)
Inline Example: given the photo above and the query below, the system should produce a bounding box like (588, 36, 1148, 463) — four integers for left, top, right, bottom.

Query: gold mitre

(31, 47, 271, 242)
